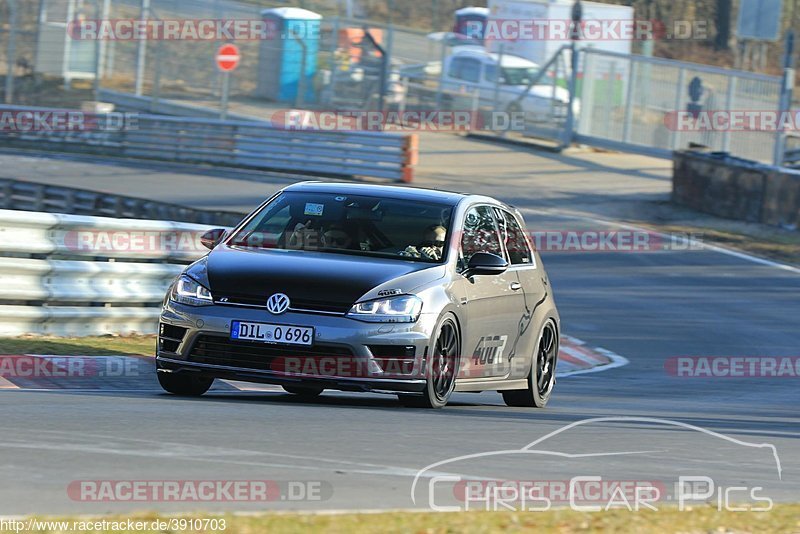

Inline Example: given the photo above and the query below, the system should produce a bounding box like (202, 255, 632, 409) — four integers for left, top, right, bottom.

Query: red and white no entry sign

(216, 44, 241, 72)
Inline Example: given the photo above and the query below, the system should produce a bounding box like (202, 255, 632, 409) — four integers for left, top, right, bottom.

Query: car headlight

(170, 275, 213, 307)
(346, 295, 423, 323)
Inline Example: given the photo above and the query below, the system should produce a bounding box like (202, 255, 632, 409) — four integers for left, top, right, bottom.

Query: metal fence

(0, 104, 417, 182)
(2, 0, 438, 111)
(575, 49, 785, 163)
(0, 176, 244, 225)
(0, 208, 212, 336)
(3, 0, 795, 166)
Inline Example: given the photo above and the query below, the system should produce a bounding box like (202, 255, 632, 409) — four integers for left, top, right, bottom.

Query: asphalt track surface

(1, 154, 799, 515)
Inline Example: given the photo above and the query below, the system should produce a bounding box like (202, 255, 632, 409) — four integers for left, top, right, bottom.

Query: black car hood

(206, 245, 438, 313)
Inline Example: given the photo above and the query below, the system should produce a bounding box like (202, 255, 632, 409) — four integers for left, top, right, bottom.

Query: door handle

(510, 282, 522, 291)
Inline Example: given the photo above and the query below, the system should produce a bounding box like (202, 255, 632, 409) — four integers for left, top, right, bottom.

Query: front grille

(215, 295, 351, 314)
(188, 335, 354, 372)
(291, 298, 352, 314)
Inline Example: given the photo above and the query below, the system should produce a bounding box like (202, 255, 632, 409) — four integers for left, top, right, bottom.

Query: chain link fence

(0, 0, 793, 165)
(1, 0, 442, 113)
(1, 0, 44, 105)
(576, 48, 784, 163)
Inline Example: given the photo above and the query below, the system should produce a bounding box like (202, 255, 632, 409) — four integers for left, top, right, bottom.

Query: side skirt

(454, 378, 528, 392)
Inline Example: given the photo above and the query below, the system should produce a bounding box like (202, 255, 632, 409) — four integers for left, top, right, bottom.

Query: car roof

(282, 181, 470, 205)
(451, 46, 539, 68)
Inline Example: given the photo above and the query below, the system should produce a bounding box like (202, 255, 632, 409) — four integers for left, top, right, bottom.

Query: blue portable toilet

(454, 7, 489, 42)
(257, 7, 322, 103)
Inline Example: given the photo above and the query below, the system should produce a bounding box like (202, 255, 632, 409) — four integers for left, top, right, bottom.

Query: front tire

(157, 372, 213, 397)
(399, 315, 459, 409)
(502, 319, 558, 408)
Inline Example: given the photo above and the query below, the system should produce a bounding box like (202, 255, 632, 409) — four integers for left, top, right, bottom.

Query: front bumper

(157, 357, 427, 393)
(156, 301, 437, 394)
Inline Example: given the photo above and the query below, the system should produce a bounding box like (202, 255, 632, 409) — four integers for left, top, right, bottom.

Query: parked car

(440, 46, 579, 121)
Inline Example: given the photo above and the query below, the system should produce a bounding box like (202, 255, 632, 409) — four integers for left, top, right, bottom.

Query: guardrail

(98, 89, 256, 121)
(0, 178, 244, 226)
(0, 209, 214, 336)
(0, 104, 418, 183)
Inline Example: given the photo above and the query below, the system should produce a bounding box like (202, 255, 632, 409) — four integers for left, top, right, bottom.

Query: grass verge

(648, 223, 800, 266)
(0, 336, 155, 356)
(17, 506, 800, 534)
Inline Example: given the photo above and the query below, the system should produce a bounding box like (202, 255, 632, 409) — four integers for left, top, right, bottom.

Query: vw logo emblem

(267, 293, 290, 315)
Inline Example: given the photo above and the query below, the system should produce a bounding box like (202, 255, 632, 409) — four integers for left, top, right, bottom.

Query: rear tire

(157, 372, 213, 397)
(283, 385, 324, 398)
(502, 319, 558, 408)
(399, 315, 459, 409)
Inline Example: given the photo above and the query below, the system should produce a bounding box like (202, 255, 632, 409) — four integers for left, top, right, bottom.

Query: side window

(459, 206, 503, 271)
(448, 57, 466, 80)
(501, 210, 534, 265)
(449, 57, 481, 83)
(460, 58, 481, 83)
(484, 63, 498, 83)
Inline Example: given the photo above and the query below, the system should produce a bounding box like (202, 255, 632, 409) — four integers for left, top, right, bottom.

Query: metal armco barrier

(0, 209, 215, 336)
(98, 89, 244, 120)
(0, 105, 418, 183)
(0, 178, 244, 227)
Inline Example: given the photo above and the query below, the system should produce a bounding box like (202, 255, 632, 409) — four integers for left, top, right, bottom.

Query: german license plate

(230, 321, 314, 346)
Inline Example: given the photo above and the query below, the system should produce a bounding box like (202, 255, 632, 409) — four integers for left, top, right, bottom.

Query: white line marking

(521, 207, 800, 275)
(0, 429, 465, 482)
(0, 333, 631, 394)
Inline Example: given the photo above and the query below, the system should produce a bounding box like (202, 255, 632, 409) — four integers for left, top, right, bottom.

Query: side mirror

(200, 228, 227, 250)
(463, 252, 508, 278)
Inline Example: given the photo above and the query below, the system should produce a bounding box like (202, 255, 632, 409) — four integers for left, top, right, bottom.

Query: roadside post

(562, 0, 582, 148)
(773, 31, 795, 166)
(4, 0, 18, 104)
(216, 43, 241, 121)
(134, 0, 150, 96)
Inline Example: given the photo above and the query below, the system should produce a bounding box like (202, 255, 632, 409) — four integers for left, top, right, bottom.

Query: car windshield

(227, 192, 454, 263)
(501, 66, 540, 85)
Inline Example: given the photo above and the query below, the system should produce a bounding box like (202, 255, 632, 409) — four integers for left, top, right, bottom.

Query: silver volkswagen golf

(156, 182, 560, 408)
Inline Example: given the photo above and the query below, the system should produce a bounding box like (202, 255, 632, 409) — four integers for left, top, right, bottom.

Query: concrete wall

(673, 150, 800, 230)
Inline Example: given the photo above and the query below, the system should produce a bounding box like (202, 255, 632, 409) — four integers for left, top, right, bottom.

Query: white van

(440, 46, 577, 122)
